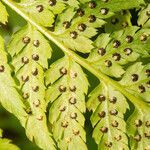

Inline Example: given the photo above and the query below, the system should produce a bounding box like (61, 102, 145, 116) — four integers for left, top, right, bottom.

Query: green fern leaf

(15, 0, 83, 28)
(87, 33, 150, 149)
(7, 24, 56, 150)
(87, 62, 150, 150)
(0, 35, 27, 123)
(26, 115, 56, 150)
(0, 2, 8, 24)
(53, 7, 105, 53)
(120, 62, 150, 150)
(121, 62, 150, 149)
(88, 27, 150, 78)
(8, 24, 52, 68)
(45, 55, 89, 150)
(1, 0, 150, 150)
(138, 4, 150, 28)
(52, 0, 145, 53)
(127, 108, 150, 150)
(18, 0, 66, 27)
(8, 0, 145, 54)
(120, 62, 150, 102)
(87, 82, 129, 150)
(105, 10, 132, 33)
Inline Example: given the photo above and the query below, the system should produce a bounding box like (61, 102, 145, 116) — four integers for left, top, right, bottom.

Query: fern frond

(121, 62, 150, 149)
(120, 62, 150, 102)
(0, 2, 8, 24)
(105, 10, 132, 33)
(138, 4, 150, 28)
(8, 24, 56, 150)
(87, 26, 150, 78)
(1, 1, 150, 150)
(0, 35, 27, 123)
(87, 61, 150, 150)
(53, 7, 105, 53)
(86, 26, 150, 149)
(52, 0, 145, 53)
(87, 82, 129, 150)
(9, 0, 145, 53)
(127, 108, 150, 150)
(18, 0, 66, 27)
(25, 115, 56, 150)
(45, 55, 89, 150)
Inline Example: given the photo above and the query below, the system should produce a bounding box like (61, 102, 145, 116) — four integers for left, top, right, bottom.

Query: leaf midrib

(2, 0, 149, 111)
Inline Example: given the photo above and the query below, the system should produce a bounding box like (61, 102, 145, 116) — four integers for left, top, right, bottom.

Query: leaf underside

(0, 0, 149, 150)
